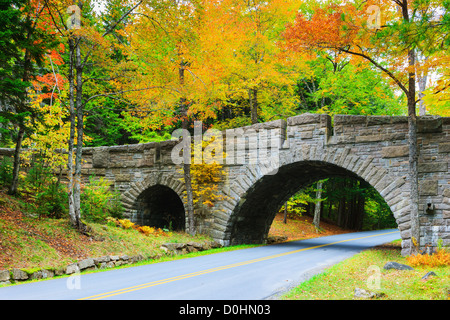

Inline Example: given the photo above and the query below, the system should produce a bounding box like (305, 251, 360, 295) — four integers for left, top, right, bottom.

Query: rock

(66, 263, 80, 275)
(54, 268, 66, 276)
(383, 261, 414, 271)
(30, 269, 54, 280)
(11, 268, 28, 281)
(78, 258, 95, 270)
(354, 287, 385, 299)
(421, 271, 437, 281)
(267, 236, 288, 244)
(120, 255, 129, 261)
(0, 270, 10, 282)
(94, 256, 111, 264)
(187, 241, 203, 249)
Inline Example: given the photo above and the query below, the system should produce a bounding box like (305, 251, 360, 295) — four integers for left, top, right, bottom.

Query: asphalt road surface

(0, 229, 400, 300)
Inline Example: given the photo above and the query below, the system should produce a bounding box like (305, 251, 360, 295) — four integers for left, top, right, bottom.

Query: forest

(0, 0, 449, 239)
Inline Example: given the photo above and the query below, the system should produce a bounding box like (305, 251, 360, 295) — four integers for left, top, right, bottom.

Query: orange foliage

(406, 249, 450, 267)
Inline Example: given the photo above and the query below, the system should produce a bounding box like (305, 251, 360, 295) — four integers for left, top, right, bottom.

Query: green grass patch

(282, 241, 450, 300)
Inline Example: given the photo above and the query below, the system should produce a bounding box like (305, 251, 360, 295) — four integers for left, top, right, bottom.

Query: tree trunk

(9, 37, 31, 196)
(407, 47, 420, 255)
(249, 88, 258, 124)
(8, 126, 25, 195)
(418, 55, 428, 116)
(313, 181, 323, 232)
(73, 38, 86, 232)
(67, 35, 77, 228)
(179, 62, 195, 236)
(283, 201, 287, 224)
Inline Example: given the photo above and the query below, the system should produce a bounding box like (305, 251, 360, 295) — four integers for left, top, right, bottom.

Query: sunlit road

(0, 229, 400, 300)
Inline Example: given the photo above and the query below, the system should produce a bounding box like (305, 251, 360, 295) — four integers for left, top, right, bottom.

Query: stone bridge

(76, 113, 450, 255)
(55, 114, 450, 255)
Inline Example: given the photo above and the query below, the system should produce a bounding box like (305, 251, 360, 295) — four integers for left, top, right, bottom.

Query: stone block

(381, 145, 409, 158)
(287, 113, 322, 125)
(367, 115, 392, 125)
(439, 143, 450, 153)
(92, 148, 110, 168)
(418, 162, 448, 173)
(419, 180, 438, 196)
(417, 116, 442, 133)
(115, 174, 132, 182)
(334, 114, 366, 125)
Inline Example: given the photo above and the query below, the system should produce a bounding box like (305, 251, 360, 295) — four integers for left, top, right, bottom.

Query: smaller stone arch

(120, 172, 186, 230)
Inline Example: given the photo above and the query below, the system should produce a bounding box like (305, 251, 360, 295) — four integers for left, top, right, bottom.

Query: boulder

(354, 287, 385, 299)
(0, 270, 10, 283)
(30, 269, 54, 280)
(11, 268, 28, 281)
(421, 271, 437, 281)
(383, 261, 414, 271)
(66, 263, 80, 275)
(78, 258, 95, 270)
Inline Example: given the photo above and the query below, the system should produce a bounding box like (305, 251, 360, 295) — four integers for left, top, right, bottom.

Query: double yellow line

(79, 230, 398, 300)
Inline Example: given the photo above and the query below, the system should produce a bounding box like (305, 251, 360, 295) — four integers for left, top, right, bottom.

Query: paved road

(0, 229, 399, 300)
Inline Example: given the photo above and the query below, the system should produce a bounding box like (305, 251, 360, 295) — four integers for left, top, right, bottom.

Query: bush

(107, 217, 170, 237)
(80, 176, 124, 223)
(21, 157, 68, 219)
(0, 157, 13, 186)
(406, 249, 450, 267)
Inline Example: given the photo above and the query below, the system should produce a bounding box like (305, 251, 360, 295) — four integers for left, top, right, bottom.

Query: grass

(281, 240, 450, 300)
(0, 189, 261, 274)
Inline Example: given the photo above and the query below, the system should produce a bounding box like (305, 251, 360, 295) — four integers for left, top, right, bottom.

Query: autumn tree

(283, 0, 449, 254)
(198, 0, 302, 126)
(42, 0, 142, 231)
(0, 0, 59, 195)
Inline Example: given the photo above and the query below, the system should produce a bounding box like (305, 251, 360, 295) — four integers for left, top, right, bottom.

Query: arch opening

(134, 184, 185, 231)
(228, 161, 397, 245)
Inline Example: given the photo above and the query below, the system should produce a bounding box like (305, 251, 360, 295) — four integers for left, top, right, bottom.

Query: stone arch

(120, 172, 186, 230)
(217, 147, 408, 246)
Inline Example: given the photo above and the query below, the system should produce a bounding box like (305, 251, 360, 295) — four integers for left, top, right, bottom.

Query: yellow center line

(79, 230, 398, 300)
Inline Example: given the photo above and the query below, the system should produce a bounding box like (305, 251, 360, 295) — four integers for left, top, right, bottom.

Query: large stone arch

(216, 147, 408, 248)
(120, 172, 187, 230)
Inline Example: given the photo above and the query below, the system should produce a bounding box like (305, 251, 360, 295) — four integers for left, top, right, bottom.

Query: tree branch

(339, 47, 409, 95)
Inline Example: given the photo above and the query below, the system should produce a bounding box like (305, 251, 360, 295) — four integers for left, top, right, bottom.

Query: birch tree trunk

(313, 181, 323, 232)
(407, 47, 420, 255)
(67, 35, 77, 227)
(179, 63, 196, 235)
(73, 36, 86, 232)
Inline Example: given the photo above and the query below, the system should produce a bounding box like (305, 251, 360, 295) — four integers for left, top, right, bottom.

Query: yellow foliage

(107, 217, 169, 237)
(117, 219, 135, 230)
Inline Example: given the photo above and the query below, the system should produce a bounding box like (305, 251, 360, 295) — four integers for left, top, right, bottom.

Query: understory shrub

(21, 156, 68, 219)
(406, 240, 450, 267)
(107, 217, 170, 237)
(0, 157, 13, 186)
(81, 176, 123, 223)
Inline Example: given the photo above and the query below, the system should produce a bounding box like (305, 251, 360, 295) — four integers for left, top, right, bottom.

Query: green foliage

(362, 187, 397, 230)
(0, 157, 13, 186)
(280, 189, 316, 219)
(80, 176, 124, 223)
(20, 156, 67, 219)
